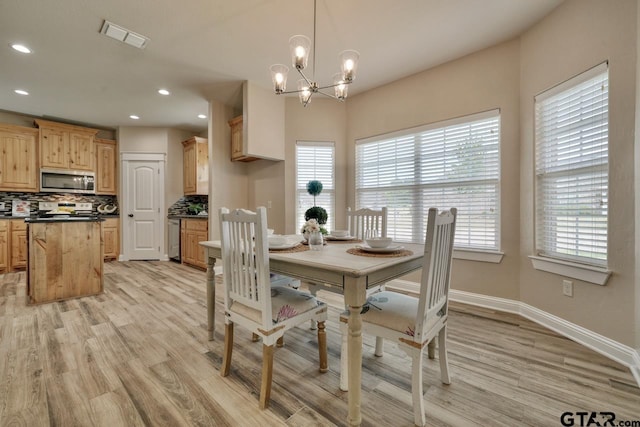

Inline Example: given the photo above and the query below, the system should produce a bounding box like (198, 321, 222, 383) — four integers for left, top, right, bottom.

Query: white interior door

(121, 153, 165, 260)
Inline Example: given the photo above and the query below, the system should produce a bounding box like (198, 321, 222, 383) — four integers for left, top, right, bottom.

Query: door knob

(128, 214, 134, 217)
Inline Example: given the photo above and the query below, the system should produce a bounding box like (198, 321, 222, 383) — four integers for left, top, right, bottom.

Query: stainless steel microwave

(40, 169, 95, 194)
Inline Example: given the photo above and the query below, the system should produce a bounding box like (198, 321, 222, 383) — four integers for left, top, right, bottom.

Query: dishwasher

(168, 219, 181, 262)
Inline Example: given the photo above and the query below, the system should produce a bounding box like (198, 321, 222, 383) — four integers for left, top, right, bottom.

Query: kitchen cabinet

(181, 218, 208, 269)
(35, 119, 98, 171)
(182, 136, 208, 195)
(0, 124, 38, 192)
(10, 220, 28, 270)
(95, 138, 118, 194)
(102, 217, 119, 261)
(228, 116, 257, 162)
(0, 221, 7, 272)
(240, 81, 285, 161)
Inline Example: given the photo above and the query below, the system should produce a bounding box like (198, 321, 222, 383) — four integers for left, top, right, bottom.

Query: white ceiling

(0, 0, 563, 132)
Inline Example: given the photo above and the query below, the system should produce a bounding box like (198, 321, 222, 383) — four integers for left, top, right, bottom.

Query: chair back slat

(219, 207, 272, 327)
(347, 207, 388, 239)
(415, 208, 457, 343)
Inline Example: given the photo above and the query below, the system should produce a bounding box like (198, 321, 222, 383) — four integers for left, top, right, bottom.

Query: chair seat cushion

(231, 286, 322, 325)
(343, 291, 441, 337)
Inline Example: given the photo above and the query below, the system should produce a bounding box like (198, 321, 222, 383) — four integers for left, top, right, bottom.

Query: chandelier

(269, 0, 360, 107)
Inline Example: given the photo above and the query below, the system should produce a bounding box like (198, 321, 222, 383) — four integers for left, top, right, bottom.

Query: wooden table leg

(344, 277, 367, 427)
(206, 254, 216, 341)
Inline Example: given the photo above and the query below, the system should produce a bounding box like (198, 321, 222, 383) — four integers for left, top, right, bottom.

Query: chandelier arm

(316, 81, 352, 91)
(296, 68, 315, 87)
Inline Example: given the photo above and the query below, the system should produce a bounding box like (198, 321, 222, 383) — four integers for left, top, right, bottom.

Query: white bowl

(332, 230, 349, 237)
(365, 237, 393, 248)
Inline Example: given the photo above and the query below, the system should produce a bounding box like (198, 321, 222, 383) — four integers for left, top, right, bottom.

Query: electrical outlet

(267, 200, 272, 209)
(562, 280, 573, 297)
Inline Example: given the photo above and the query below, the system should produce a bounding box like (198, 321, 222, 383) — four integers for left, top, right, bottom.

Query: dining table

(200, 238, 425, 426)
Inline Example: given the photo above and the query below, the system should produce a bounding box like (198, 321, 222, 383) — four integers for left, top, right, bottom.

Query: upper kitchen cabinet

(234, 81, 285, 161)
(0, 124, 38, 192)
(35, 119, 98, 171)
(229, 116, 256, 162)
(182, 136, 208, 195)
(95, 138, 118, 194)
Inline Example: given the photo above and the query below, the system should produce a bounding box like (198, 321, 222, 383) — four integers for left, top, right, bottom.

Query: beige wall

(207, 100, 249, 240)
(519, 0, 637, 346)
(345, 39, 522, 299)
(636, 0, 640, 353)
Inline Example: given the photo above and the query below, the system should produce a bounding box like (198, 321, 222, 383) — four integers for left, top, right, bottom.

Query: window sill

(528, 255, 611, 285)
(454, 249, 503, 263)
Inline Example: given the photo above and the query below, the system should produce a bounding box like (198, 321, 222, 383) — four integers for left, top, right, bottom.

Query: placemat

(327, 238, 363, 244)
(346, 248, 413, 258)
(269, 244, 309, 254)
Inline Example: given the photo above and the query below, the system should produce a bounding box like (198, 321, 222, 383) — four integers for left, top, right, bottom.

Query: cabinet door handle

(128, 214, 134, 218)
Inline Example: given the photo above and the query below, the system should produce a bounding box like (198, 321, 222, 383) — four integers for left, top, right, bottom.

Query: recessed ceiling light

(129, 115, 140, 120)
(14, 89, 29, 95)
(198, 114, 207, 119)
(11, 44, 31, 54)
(158, 89, 170, 95)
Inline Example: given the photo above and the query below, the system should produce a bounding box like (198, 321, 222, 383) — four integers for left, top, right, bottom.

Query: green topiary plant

(306, 180, 323, 205)
(304, 206, 328, 225)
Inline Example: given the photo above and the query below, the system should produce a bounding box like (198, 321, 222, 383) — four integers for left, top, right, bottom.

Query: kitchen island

(26, 217, 104, 304)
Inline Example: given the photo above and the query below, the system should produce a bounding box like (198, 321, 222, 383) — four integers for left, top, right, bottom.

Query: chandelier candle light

(270, 0, 360, 107)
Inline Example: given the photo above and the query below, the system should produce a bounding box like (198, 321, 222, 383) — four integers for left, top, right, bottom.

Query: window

(535, 63, 609, 266)
(356, 110, 500, 250)
(296, 142, 335, 232)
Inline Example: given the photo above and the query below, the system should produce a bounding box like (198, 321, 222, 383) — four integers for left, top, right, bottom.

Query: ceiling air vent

(100, 20, 149, 49)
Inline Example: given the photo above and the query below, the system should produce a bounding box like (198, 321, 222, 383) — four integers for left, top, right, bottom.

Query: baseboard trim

(386, 279, 640, 387)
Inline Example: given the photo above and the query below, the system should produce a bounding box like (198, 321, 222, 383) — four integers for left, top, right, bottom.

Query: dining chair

(308, 206, 388, 336)
(218, 206, 328, 409)
(339, 207, 457, 427)
(347, 206, 388, 239)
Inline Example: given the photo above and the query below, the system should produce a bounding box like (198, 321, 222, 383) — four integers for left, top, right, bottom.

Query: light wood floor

(0, 261, 638, 426)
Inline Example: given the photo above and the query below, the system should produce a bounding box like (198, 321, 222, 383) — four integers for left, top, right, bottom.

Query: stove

(37, 202, 94, 218)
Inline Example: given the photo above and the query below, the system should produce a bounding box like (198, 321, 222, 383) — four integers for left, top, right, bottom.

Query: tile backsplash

(0, 192, 118, 216)
(168, 195, 208, 216)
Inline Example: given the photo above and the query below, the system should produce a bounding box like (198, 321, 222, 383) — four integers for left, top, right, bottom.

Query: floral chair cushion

(231, 286, 322, 326)
(357, 291, 441, 337)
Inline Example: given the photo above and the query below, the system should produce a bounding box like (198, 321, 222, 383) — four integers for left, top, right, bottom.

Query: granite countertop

(0, 215, 36, 220)
(25, 217, 105, 223)
(0, 214, 119, 220)
(168, 214, 209, 219)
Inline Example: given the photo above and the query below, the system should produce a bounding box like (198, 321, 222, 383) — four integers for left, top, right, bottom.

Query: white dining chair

(308, 206, 388, 335)
(347, 206, 388, 239)
(339, 207, 457, 427)
(218, 207, 328, 409)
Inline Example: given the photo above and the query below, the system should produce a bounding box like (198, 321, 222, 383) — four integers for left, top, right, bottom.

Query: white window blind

(356, 110, 500, 249)
(535, 63, 609, 266)
(296, 142, 335, 232)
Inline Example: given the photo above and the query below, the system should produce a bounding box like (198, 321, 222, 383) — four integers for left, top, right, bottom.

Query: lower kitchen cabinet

(10, 220, 27, 270)
(0, 221, 8, 272)
(0, 219, 29, 273)
(181, 218, 208, 270)
(102, 218, 119, 261)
